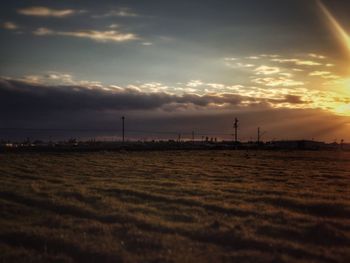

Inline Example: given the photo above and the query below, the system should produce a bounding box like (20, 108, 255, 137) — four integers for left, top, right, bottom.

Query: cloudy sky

(1, 0, 350, 141)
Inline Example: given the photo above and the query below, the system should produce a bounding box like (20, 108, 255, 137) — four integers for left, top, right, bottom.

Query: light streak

(317, 0, 350, 55)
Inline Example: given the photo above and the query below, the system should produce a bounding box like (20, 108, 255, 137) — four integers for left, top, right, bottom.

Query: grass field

(0, 150, 349, 262)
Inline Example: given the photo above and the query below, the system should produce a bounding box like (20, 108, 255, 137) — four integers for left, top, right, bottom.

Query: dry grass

(0, 150, 349, 262)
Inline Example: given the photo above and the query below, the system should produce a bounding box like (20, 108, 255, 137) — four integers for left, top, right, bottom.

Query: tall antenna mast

(257, 127, 266, 145)
(234, 118, 239, 143)
(121, 116, 125, 142)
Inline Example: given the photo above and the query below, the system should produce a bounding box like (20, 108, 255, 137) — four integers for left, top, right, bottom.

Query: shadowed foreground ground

(0, 150, 349, 262)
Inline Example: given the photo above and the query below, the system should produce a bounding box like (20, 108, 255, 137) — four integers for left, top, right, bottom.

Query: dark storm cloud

(0, 78, 310, 121)
(0, 78, 246, 116)
(0, 78, 173, 113)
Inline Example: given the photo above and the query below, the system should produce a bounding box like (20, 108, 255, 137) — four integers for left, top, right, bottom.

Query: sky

(1, 0, 350, 142)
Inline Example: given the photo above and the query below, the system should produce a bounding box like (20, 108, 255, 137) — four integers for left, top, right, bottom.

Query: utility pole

(257, 127, 267, 145)
(121, 116, 125, 142)
(234, 118, 239, 143)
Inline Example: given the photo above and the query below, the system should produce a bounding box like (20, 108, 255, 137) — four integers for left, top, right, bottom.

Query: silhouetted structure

(267, 140, 325, 150)
(122, 116, 125, 142)
(234, 118, 239, 143)
(178, 133, 181, 142)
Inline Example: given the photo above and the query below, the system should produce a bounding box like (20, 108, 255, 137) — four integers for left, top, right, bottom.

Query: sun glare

(317, 1, 350, 116)
(331, 77, 350, 116)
